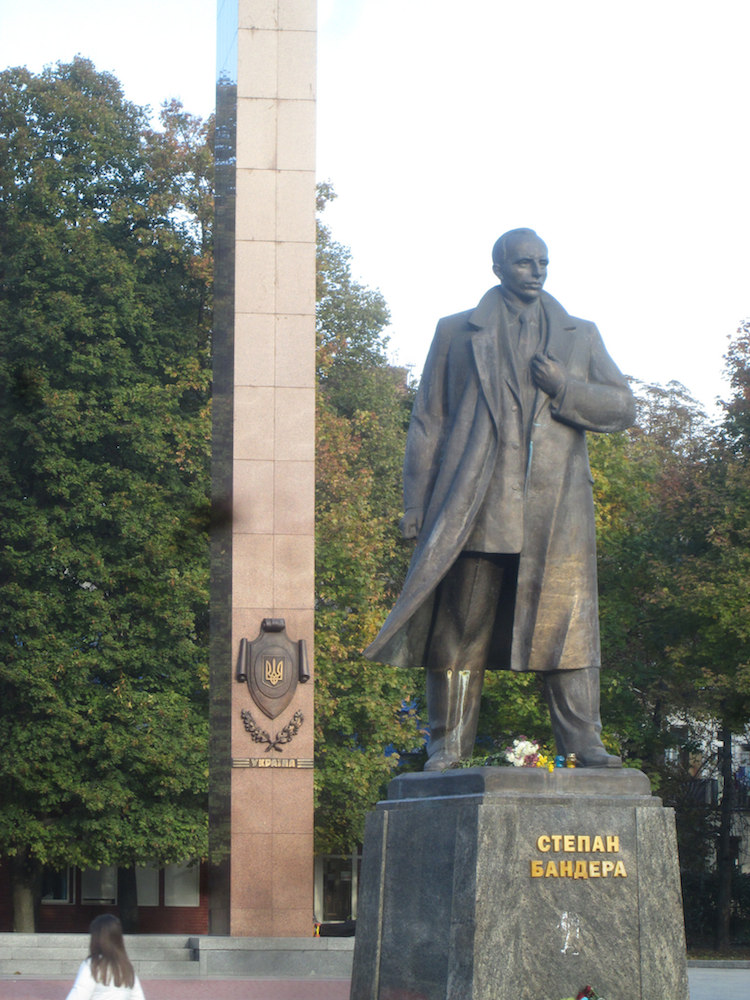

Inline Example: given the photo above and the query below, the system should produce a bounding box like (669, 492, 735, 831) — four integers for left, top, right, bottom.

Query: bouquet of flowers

(504, 737, 552, 769)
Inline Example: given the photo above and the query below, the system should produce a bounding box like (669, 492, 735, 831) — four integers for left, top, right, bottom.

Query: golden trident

(264, 657, 284, 686)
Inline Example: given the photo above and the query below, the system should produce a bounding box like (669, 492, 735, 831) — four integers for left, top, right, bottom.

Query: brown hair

(88, 914, 135, 989)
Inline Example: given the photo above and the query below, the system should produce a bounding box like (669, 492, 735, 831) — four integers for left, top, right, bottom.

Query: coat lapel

(534, 292, 578, 421)
(468, 286, 521, 424)
(542, 292, 577, 362)
(465, 287, 578, 427)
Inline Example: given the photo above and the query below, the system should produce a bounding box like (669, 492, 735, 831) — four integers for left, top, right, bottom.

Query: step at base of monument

(188, 936, 355, 978)
(0, 934, 356, 980)
(351, 767, 689, 1000)
(0, 934, 196, 978)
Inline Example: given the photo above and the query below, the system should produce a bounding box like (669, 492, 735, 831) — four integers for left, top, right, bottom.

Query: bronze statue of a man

(365, 229, 635, 770)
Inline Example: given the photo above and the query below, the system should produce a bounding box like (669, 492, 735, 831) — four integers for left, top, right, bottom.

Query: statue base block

(350, 768, 688, 1000)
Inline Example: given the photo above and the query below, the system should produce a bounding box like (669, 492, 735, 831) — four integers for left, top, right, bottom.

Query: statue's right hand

(400, 508, 423, 539)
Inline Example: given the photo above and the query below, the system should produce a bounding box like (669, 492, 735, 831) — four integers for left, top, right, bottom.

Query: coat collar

(468, 286, 578, 424)
(468, 285, 577, 338)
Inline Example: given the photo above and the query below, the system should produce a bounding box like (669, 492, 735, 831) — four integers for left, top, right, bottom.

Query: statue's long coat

(365, 287, 635, 673)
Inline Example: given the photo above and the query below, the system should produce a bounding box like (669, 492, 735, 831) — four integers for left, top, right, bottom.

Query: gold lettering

(534, 833, 623, 858)
(247, 757, 300, 768)
(529, 838, 627, 877)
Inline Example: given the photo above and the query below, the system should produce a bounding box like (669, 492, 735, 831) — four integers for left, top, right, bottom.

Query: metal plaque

(236, 619, 309, 719)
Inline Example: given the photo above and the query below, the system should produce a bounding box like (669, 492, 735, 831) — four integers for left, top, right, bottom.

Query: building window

(81, 866, 117, 905)
(314, 853, 362, 924)
(41, 868, 72, 904)
(135, 866, 160, 907)
(164, 863, 200, 907)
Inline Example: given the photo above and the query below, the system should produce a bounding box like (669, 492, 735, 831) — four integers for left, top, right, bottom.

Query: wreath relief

(241, 708, 304, 753)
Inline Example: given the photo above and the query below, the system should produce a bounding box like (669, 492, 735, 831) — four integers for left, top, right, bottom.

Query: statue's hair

(492, 228, 543, 268)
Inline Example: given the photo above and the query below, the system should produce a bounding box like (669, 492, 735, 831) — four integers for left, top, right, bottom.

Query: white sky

(2, 0, 749, 415)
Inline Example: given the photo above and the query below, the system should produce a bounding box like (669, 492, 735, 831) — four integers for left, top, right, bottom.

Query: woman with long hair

(66, 914, 145, 999)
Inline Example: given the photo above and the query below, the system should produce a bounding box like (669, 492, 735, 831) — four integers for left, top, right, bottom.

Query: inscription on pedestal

(530, 833, 628, 879)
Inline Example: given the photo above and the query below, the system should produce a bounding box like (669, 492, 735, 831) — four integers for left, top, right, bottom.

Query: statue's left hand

(531, 352, 567, 396)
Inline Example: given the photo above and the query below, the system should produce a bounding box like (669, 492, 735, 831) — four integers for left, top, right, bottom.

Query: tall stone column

(210, 0, 317, 937)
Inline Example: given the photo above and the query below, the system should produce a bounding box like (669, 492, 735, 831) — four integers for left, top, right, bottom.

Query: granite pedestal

(350, 768, 688, 1000)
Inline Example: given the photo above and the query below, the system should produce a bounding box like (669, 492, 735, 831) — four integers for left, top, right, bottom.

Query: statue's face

(494, 235, 549, 303)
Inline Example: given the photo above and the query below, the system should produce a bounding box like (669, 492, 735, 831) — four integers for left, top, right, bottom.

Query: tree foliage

(588, 380, 716, 767)
(314, 187, 424, 853)
(0, 60, 213, 903)
(588, 352, 750, 949)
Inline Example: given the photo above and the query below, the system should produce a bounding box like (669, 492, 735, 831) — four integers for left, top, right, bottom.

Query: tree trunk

(715, 725, 734, 952)
(9, 850, 42, 932)
(117, 865, 140, 933)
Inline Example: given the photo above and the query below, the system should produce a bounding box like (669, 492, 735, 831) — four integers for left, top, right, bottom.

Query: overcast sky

(2, 0, 748, 414)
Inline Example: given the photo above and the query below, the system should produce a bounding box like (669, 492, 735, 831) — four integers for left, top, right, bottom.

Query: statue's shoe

(576, 750, 622, 768)
(423, 750, 463, 772)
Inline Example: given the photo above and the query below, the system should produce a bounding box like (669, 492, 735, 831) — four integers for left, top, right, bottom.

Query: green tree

(590, 380, 715, 768)
(589, 363, 750, 949)
(314, 187, 424, 854)
(584, 383, 722, 943)
(0, 59, 213, 929)
(655, 329, 750, 950)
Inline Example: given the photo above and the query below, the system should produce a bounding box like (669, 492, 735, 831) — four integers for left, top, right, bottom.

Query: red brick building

(0, 861, 209, 933)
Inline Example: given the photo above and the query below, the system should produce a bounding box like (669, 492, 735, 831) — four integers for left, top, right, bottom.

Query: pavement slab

(1, 968, 748, 1000)
(0, 980, 351, 1000)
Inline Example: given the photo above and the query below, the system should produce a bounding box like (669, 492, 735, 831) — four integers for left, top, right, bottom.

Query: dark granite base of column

(350, 767, 688, 1000)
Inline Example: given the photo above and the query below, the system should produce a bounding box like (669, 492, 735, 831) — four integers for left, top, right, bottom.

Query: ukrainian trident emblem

(264, 657, 284, 686)
(236, 619, 309, 720)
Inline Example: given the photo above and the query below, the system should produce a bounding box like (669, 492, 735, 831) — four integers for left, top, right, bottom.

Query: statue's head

(492, 229, 548, 304)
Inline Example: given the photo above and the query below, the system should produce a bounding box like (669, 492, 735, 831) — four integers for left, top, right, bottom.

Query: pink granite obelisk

(210, 0, 317, 937)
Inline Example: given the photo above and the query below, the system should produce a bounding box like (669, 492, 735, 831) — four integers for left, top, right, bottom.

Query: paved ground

(0, 980, 350, 1000)
(0, 968, 747, 999)
(686, 967, 750, 1000)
